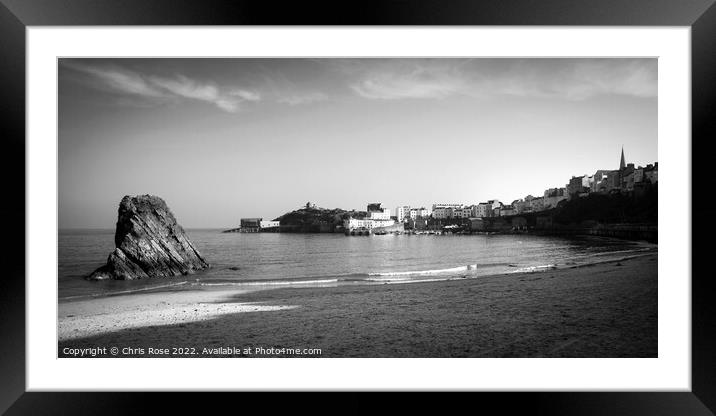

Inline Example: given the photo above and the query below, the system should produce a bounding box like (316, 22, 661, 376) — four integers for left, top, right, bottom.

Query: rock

(88, 195, 209, 280)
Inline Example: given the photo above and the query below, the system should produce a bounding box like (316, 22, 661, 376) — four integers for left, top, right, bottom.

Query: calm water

(58, 229, 655, 299)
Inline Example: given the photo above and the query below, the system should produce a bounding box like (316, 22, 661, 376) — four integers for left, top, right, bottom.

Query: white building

(409, 207, 430, 220)
(260, 220, 280, 228)
(487, 200, 502, 210)
(368, 210, 391, 220)
(344, 217, 396, 231)
(396, 206, 411, 222)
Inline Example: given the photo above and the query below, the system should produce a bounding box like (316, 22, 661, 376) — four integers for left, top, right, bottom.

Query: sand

(59, 289, 298, 341)
(58, 252, 657, 357)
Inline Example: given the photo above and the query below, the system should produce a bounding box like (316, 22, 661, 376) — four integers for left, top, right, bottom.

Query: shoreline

(59, 251, 657, 357)
(59, 244, 656, 303)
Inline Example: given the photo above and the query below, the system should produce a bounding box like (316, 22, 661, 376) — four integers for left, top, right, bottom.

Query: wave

(367, 262, 513, 278)
(508, 264, 557, 273)
(201, 261, 531, 286)
(195, 278, 339, 287)
(369, 265, 474, 277)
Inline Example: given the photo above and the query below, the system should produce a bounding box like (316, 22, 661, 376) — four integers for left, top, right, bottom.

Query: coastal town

(56, 56, 662, 365)
(235, 148, 658, 238)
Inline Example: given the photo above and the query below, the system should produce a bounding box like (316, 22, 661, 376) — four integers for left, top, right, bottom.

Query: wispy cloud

(277, 92, 328, 106)
(560, 60, 657, 99)
(61, 58, 657, 114)
(255, 66, 329, 106)
(350, 62, 466, 100)
(345, 59, 657, 102)
(62, 61, 260, 113)
(67, 63, 166, 98)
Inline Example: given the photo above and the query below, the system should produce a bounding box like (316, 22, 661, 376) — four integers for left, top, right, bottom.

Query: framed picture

(2, 0, 713, 413)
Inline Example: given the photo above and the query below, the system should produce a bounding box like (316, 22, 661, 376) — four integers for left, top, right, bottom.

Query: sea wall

(533, 223, 657, 243)
(472, 214, 656, 243)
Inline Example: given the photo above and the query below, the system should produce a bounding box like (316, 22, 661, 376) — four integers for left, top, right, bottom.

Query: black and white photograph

(57, 57, 658, 358)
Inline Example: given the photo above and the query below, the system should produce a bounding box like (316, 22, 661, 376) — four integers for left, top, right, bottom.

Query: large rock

(88, 195, 209, 280)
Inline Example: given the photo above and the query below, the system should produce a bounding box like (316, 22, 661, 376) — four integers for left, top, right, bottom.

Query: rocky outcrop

(88, 195, 209, 280)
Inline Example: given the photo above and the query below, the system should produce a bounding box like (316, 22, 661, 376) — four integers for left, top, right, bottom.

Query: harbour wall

(473, 215, 657, 243)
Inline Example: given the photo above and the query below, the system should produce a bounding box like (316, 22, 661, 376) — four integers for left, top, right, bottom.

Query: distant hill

(274, 206, 366, 233)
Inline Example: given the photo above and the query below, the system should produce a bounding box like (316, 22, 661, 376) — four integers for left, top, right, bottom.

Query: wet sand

(58, 252, 657, 357)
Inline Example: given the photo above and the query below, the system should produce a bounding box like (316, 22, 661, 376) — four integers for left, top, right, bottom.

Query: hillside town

(396, 148, 657, 227)
(235, 148, 657, 236)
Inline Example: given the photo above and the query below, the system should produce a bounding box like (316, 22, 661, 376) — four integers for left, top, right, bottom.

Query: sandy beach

(58, 252, 657, 358)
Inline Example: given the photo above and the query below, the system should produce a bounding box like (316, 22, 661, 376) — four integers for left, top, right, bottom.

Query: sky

(58, 58, 657, 229)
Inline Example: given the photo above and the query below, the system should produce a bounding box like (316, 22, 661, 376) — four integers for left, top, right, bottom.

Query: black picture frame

(1, 0, 713, 413)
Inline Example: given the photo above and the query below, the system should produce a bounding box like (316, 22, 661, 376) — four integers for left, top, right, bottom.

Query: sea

(58, 230, 657, 300)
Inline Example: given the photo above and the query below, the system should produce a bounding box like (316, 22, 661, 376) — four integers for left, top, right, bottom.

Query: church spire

(620, 146, 626, 170)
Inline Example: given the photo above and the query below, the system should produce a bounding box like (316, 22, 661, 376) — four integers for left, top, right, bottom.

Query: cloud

(62, 61, 260, 113)
(491, 60, 657, 101)
(277, 92, 328, 106)
(345, 59, 657, 102)
(565, 60, 657, 99)
(65, 63, 166, 98)
(350, 64, 466, 100)
(229, 89, 261, 101)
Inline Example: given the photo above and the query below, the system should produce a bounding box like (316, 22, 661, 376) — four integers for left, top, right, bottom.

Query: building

(543, 187, 568, 209)
(514, 195, 541, 213)
(367, 203, 382, 212)
(260, 220, 280, 229)
(431, 203, 463, 219)
(432, 204, 462, 219)
(396, 206, 411, 222)
(500, 205, 517, 216)
(621, 164, 636, 191)
(591, 170, 613, 193)
(487, 200, 502, 211)
(604, 170, 622, 193)
(368, 210, 391, 220)
(644, 163, 658, 183)
(344, 217, 395, 230)
(345, 203, 396, 233)
(367, 203, 391, 220)
(473, 202, 493, 218)
(432, 207, 453, 219)
(432, 203, 463, 211)
(344, 217, 396, 232)
(568, 175, 591, 198)
(512, 199, 528, 213)
(240, 218, 281, 232)
(615, 149, 658, 191)
(240, 218, 262, 232)
(634, 167, 644, 184)
(453, 207, 473, 218)
(409, 207, 430, 220)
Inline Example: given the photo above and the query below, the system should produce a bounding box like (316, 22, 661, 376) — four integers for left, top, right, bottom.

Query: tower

(620, 147, 626, 170)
